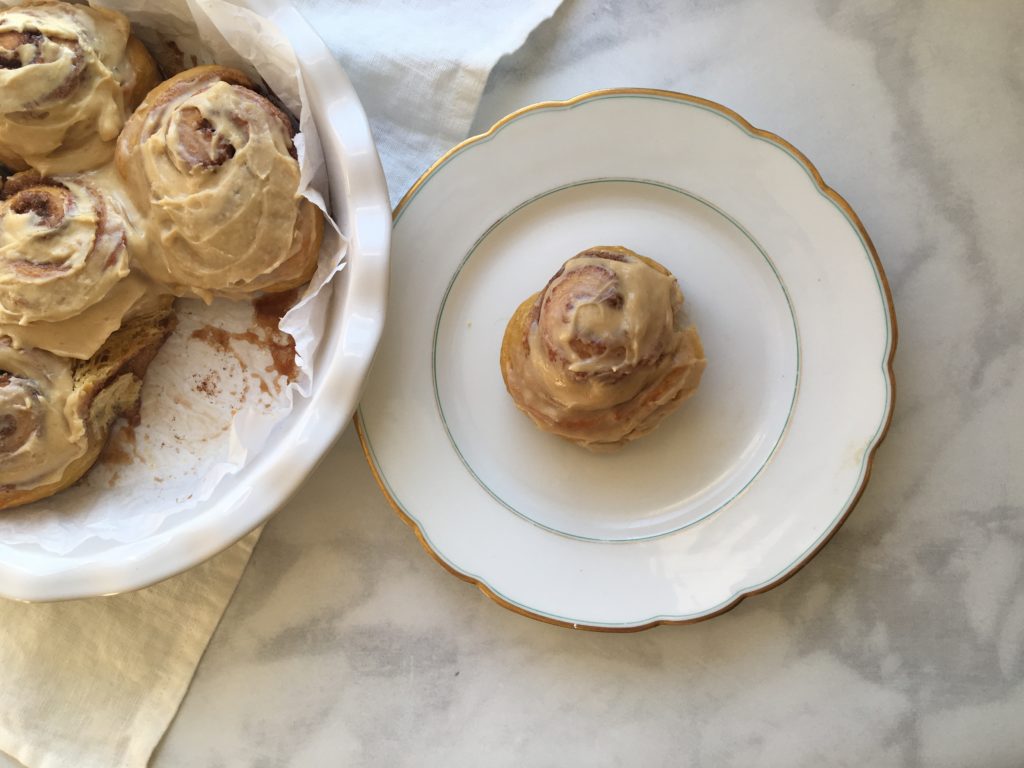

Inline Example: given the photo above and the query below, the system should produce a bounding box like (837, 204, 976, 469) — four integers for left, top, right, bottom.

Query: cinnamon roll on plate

(501, 246, 706, 450)
(0, 1, 159, 174)
(116, 65, 325, 301)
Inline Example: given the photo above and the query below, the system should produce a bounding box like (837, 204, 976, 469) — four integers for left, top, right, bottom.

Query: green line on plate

(430, 177, 801, 544)
(362, 92, 895, 627)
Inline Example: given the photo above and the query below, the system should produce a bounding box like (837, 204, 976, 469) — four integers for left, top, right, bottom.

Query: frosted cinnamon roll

(500, 246, 706, 449)
(0, 308, 175, 511)
(0, 1, 160, 174)
(0, 340, 85, 505)
(116, 65, 324, 301)
(0, 171, 163, 359)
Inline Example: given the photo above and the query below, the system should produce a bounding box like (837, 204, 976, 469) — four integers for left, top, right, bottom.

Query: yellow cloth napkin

(0, 530, 259, 768)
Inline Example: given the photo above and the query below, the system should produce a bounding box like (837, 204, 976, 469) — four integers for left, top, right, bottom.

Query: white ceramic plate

(358, 89, 896, 631)
(0, 2, 390, 602)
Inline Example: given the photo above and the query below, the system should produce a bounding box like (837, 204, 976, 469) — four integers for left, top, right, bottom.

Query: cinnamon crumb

(193, 371, 220, 396)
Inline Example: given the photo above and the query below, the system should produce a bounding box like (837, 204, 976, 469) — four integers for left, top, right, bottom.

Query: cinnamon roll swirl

(0, 340, 84, 503)
(500, 246, 706, 449)
(0, 1, 160, 174)
(115, 65, 324, 301)
(0, 170, 163, 359)
(0, 308, 175, 511)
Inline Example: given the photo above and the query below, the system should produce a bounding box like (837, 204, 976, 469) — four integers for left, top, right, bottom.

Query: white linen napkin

(0, 1, 562, 766)
(295, 0, 565, 206)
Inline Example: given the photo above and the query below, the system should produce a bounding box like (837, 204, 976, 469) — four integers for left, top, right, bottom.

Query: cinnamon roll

(500, 246, 706, 449)
(0, 170, 165, 359)
(0, 1, 160, 174)
(0, 307, 175, 511)
(115, 65, 324, 301)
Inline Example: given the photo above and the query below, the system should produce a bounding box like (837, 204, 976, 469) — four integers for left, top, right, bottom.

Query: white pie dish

(357, 89, 896, 630)
(0, 2, 390, 602)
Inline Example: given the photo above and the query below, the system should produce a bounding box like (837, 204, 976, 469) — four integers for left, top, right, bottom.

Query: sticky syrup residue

(100, 423, 138, 468)
(101, 442, 132, 466)
(190, 288, 301, 399)
(253, 287, 300, 382)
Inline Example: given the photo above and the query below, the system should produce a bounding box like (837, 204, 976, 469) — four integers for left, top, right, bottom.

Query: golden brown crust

(253, 198, 325, 295)
(123, 36, 162, 111)
(500, 246, 707, 449)
(499, 291, 540, 394)
(71, 305, 176, 413)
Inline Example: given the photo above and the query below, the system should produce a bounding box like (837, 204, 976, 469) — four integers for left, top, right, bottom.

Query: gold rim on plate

(356, 87, 898, 632)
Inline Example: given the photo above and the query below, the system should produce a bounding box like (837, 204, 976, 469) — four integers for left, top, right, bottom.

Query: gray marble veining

(153, 1, 1024, 765)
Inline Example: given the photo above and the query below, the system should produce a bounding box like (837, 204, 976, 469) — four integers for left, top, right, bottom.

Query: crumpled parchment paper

(0, 0, 347, 553)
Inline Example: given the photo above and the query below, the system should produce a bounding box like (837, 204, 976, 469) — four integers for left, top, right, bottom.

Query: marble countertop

(155, 1, 1024, 765)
